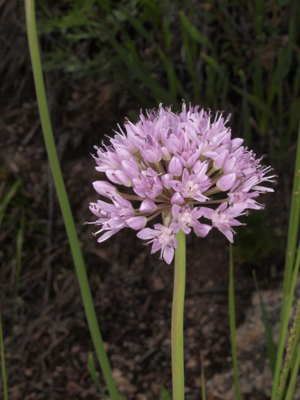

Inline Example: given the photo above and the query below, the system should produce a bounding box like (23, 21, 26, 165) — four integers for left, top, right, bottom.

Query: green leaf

(87, 353, 107, 398)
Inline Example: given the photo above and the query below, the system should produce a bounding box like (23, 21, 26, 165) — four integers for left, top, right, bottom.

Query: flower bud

(168, 156, 183, 176)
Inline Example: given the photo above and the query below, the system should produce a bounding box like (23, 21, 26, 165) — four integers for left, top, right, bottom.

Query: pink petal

(137, 228, 156, 240)
(168, 156, 183, 176)
(92, 181, 117, 197)
(163, 246, 175, 264)
(139, 200, 157, 213)
(217, 173, 236, 191)
(170, 192, 184, 205)
(127, 216, 147, 230)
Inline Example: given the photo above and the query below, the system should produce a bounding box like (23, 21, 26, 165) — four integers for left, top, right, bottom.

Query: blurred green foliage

(0, 160, 46, 280)
(233, 210, 282, 269)
(158, 385, 172, 400)
(37, 0, 300, 157)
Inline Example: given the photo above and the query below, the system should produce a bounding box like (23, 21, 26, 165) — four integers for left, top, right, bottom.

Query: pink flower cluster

(87, 103, 275, 264)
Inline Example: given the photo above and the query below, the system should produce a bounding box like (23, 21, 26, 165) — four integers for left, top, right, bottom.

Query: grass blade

(163, 16, 171, 51)
(201, 52, 272, 116)
(0, 179, 22, 227)
(279, 118, 300, 342)
(252, 271, 277, 375)
(24, 1, 119, 398)
(205, 65, 216, 108)
(276, 299, 300, 400)
(99, 23, 176, 106)
(110, 8, 185, 104)
(87, 353, 107, 398)
(9, 207, 25, 373)
(228, 244, 242, 400)
(284, 347, 300, 400)
(272, 239, 300, 400)
(0, 310, 8, 400)
(116, 63, 153, 108)
(181, 18, 200, 103)
(238, 69, 251, 146)
(179, 12, 212, 48)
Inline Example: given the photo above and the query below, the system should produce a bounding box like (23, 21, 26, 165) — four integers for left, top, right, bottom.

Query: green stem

(24, 1, 119, 399)
(172, 229, 186, 400)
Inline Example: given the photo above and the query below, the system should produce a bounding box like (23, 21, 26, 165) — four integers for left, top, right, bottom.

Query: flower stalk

(172, 229, 186, 400)
(24, 1, 119, 398)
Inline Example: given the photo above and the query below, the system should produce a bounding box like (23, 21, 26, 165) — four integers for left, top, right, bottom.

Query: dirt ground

(0, 69, 293, 400)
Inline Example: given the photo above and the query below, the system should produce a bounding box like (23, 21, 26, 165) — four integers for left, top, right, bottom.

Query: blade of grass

(9, 206, 25, 373)
(0, 310, 8, 400)
(205, 65, 216, 108)
(201, 52, 272, 116)
(254, 0, 264, 36)
(238, 69, 251, 146)
(163, 16, 171, 51)
(15, 207, 25, 303)
(272, 239, 300, 399)
(285, 62, 300, 151)
(116, 62, 153, 108)
(228, 243, 242, 400)
(284, 347, 300, 400)
(292, 58, 300, 98)
(24, 1, 119, 399)
(276, 299, 300, 400)
(179, 12, 212, 49)
(99, 23, 176, 107)
(181, 19, 200, 104)
(252, 56, 264, 110)
(252, 271, 277, 376)
(279, 118, 300, 338)
(260, 48, 286, 137)
(286, 97, 300, 148)
(87, 353, 107, 398)
(118, 7, 185, 101)
(0, 179, 22, 227)
(251, 54, 265, 137)
(220, 70, 229, 110)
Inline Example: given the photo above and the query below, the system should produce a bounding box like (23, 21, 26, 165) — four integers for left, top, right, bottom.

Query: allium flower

(86, 103, 275, 264)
